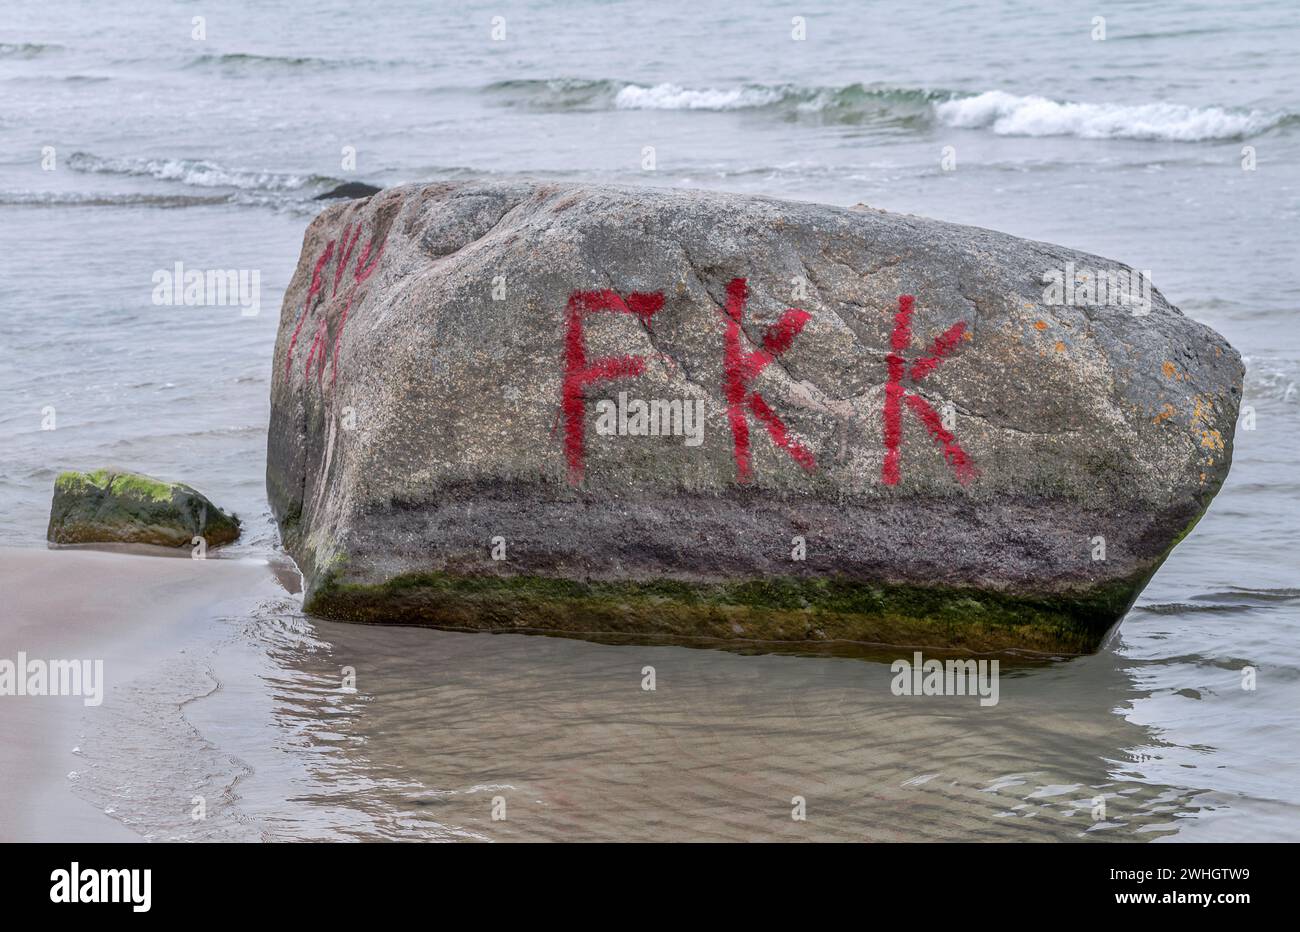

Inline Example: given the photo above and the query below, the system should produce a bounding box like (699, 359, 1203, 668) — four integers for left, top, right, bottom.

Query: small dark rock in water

(314, 182, 381, 201)
(47, 469, 240, 548)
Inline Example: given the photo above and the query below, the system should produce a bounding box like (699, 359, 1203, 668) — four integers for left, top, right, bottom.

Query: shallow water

(3, 0, 1298, 840)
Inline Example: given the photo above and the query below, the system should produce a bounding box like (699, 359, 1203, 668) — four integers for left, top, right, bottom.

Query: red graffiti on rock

(562, 289, 665, 484)
(882, 294, 976, 485)
(559, 283, 975, 488)
(285, 220, 387, 389)
(720, 278, 815, 483)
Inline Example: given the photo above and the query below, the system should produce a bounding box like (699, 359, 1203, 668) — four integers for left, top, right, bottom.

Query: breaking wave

(484, 79, 1292, 141)
(485, 78, 945, 121)
(933, 90, 1289, 141)
(66, 152, 336, 192)
(0, 191, 232, 208)
(184, 51, 379, 71)
(0, 42, 64, 58)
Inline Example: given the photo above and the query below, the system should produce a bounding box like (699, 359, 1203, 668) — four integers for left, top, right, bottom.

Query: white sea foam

(934, 90, 1282, 141)
(67, 152, 316, 190)
(603, 83, 1284, 141)
(614, 82, 785, 111)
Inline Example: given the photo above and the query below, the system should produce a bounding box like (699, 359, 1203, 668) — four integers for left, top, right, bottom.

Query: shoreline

(0, 546, 282, 841)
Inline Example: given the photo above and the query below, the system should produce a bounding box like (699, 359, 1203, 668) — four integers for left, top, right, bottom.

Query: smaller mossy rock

(47, 469, 240, 548)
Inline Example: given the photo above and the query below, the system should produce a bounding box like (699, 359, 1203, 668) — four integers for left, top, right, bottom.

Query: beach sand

(0, 546, 280, 841)
(0, 545, 1279, 842)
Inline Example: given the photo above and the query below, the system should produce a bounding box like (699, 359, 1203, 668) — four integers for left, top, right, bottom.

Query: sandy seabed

(0, 547, 281, 841)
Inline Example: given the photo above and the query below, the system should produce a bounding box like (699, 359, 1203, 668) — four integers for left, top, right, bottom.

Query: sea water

(1, 0, 1297, 840)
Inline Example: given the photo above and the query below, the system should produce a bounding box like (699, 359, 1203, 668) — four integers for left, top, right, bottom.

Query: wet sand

(0, 547, 278, 841)
(1, 545, 1289, 842)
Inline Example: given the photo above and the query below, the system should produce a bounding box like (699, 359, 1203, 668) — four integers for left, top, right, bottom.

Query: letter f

(562, 289, 664, 484)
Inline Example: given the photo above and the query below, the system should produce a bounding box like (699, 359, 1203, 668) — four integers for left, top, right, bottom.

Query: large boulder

(48, 469, 240, 548)
(267, 181, 1242, 654)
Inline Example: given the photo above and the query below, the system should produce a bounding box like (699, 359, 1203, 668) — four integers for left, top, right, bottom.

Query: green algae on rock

(47, 469, 240, 548)
(306, 565, 1155, 655)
